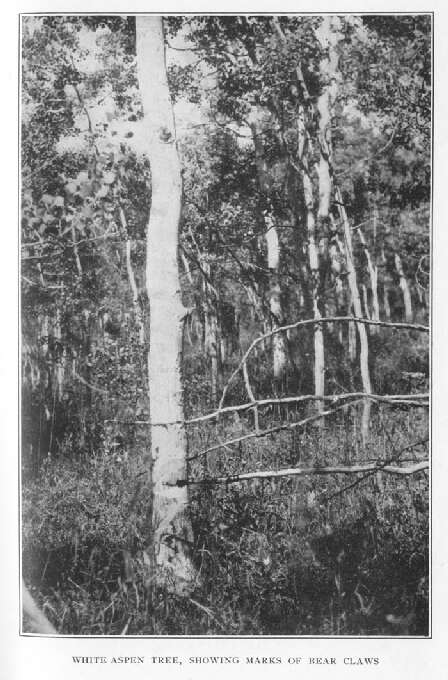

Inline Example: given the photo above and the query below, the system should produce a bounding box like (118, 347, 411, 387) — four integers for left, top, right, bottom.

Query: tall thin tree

(136, 15, 195, 591)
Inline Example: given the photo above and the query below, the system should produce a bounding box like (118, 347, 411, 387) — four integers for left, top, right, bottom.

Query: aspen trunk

(265, 214, 287, 378)
(338, 189, 372, 443)
(251, 119, 287, 378)
(303, 162, 325, 411)
(361, 283, 371, 320)
(54, 304, 65, 399)
(120, 206, 145, 345)
(294, 103, 324, 413)
(395, 252, 413, 322)
(380, 248, 392, 320)
(202, 260, 220, 403)
(314, 17, 371, 441)
(136, 16, 195, 592)
(348, 311, 357, 362)
(357, 226, 380, 332)
(204, 305, 219, 403)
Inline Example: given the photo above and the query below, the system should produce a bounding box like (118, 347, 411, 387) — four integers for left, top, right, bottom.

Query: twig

(188, 598, 226, 630)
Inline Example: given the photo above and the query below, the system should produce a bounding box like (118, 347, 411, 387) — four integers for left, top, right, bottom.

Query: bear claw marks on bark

(159, 126, 174, 143)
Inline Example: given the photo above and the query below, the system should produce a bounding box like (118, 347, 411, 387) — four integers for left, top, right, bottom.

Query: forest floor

(22, 405, 429, 636)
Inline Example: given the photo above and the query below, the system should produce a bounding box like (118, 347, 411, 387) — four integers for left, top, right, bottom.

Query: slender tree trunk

(120, 206, 145, 345)
(265, 213, 287, 378)
(204, 305, 219, 403)
(357, 226, 380, 332)
(338, 189, 372, 443)
(380, 248, 392, 320)
(361, 283, 371, 320)
(314, 17, 372, 441)
(54, 302, 65, 399)
(348, 304, 357, 362)
(136, 16, 195, 592)
(395, 252, 413, 322)
(295, 103, 325, 412)
(251, 119, 287, 379)
(201, 260, 220, 403)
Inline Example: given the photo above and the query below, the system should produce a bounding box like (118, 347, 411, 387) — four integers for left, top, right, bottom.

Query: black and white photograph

(19, 11, 432, 642)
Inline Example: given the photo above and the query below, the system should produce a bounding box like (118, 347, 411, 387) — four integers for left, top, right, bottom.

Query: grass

(22, 402, 429, 636)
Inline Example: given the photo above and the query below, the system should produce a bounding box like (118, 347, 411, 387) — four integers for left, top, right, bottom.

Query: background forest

(21, 14, 430, 636)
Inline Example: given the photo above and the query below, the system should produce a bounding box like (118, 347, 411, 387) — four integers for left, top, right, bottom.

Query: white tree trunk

(136, 16, 195, 592)
(251, 119, 287, 378)
(202, 260, 220, 403)
(120, 206, 145, 345)
(357, 226, 380, 332)
(302, 159, 325, 410)
(314, 17, 371, 441)
(361, 283, 371, 320)
(265, 214, 287, 378)
(395, 252, 413, 322)
(338, 189, 372, 443)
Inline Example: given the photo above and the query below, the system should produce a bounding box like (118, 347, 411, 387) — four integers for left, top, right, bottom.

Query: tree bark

(120, 206, 145, 346)
(395, 252, 413, 322)
(202, 261, 220, 404)
(338, 189, 372, 443)
(136, 16, 195, 592)
(251, 119, 287, 378)
(357, 226, 380, 332)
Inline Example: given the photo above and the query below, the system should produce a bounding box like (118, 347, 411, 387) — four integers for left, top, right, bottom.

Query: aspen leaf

(76, 171, 89, 184)
(96, 185, 109, 198)
(102, 171, 116, 185)
(65, 182, 77, 195)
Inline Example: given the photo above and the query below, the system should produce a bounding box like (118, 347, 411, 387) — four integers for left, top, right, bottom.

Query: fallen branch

(180, 461, 429, 486)
(187, 391, 428, 426)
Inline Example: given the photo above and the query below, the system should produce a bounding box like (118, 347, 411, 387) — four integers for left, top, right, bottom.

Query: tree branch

(179, 461, 429, 486)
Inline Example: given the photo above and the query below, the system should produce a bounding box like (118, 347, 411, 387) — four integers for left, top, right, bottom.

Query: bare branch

(181, 461, 429, 486)
(187, 391, 428, 427)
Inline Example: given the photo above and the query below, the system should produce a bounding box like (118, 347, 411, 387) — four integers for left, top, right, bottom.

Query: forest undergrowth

(22, 401, 429, 636)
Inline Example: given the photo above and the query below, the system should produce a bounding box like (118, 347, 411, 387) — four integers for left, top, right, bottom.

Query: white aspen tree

(54, 298, 65, 399)
(202, 260, 220, 403)
(380, 247, 392, 320)
(348, 306, 357, 362)
(395, 252, 413, 322)
(251, 119, 287, 378)
(119, 206, 145, 346)
(273, 18, 323, 400)
(361, 283, 371, 320)
(357, 226, 380, 332)
(293, 103, 324, 412)
(136, 16, 195, 591)
(338, 188, 372, 443)
(314, 16, 372, 441)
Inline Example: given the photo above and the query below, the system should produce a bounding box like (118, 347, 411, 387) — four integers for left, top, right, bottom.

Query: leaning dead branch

(181, 461, 429, 486)
(187, 391, 428, 426)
